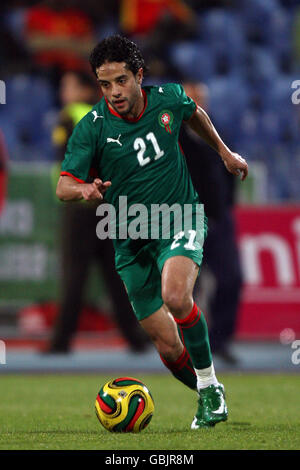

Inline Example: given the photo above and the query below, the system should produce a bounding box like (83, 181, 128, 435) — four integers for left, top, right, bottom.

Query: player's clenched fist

(81, 178, 112, 201)
(221, 151, 248, 181)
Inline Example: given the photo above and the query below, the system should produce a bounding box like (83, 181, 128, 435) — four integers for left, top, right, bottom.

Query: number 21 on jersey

(171, 230, 197, 251)
(134, 132, 164, 167)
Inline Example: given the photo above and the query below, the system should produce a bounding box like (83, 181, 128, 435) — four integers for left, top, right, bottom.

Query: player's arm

(56, 175, 111, 202)
(57, 111, 111, 201)
(187, 105, 248, 181)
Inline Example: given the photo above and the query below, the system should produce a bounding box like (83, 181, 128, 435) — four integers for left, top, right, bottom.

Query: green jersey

(61, 83, 200, 244)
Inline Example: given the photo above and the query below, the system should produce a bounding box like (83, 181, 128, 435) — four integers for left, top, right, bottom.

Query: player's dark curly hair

(89, 35, 148, 77)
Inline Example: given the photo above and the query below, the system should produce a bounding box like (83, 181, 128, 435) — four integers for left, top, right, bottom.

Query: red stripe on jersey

(60, 171, 86, 183)
(178, 140, 185, 156)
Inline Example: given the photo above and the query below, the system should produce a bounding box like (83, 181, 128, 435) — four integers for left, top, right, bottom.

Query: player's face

(96, 62, 143, 117)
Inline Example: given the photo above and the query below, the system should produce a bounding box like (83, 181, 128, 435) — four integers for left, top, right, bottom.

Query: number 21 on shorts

(171, 230, 197, 251)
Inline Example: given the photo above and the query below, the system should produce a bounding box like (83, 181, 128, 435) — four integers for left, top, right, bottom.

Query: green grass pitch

(0, 373, 299, 450)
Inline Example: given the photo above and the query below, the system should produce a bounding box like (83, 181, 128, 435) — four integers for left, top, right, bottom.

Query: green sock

(175, 303, 212, 370)
(160, 348, 197, 390)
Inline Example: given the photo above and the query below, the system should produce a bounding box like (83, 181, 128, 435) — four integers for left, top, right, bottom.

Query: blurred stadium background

(0, 0, 300, 373)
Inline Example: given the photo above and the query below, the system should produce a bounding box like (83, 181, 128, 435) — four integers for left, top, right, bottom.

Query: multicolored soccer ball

(95, 377, 154, 433)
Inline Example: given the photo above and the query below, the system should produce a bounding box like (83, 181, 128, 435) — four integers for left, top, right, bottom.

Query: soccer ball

(95, 377, 154, 433)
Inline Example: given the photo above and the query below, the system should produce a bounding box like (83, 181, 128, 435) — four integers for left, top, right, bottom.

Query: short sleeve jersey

(61, 83, 199, 233)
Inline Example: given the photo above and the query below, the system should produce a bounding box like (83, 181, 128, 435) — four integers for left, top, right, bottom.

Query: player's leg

(139, 304, 197, 390)
(161, 256, 212, 370)
(116, 244, 227, 428)
(161, 255, 228, 428)
(115, 247, 197, 390)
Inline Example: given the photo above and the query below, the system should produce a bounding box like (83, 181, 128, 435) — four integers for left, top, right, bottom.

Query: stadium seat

(207, 75, 251, 143)
(267, 8, 292, 48)
(246, 46, 279, 83)
(258, 110, 282, 145)
(239, 0, 281, 15)
(207, 75, 250, 118)
(3, 75, 56, 161)
(201, 9, 246, 71)
(6, 75, 55, 118)
(278, 0, 300, 8)
(268, 144, 294, 200)
(279, 108, 299, 144)
(0, 111, 19, 157)
(267, 8, 293, 72)
(257, 106, 299, 150)
(238, 0, 281, 42)
(235, 109, 266, 158)
(287, 143, 300, 199)
(262, 74, 298, 111)
(143, 76, 175, 86)
(244, 46, 280, 107)
(168, 42, 215, 81)
(198, 10, 247, 75)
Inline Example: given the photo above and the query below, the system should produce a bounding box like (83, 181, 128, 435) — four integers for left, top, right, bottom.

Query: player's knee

(162, 290, 192, 318)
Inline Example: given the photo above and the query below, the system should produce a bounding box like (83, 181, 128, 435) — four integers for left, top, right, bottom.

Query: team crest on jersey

(158, 110, 174, 133)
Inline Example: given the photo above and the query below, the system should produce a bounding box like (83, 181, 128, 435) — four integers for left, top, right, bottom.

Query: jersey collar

(105, 89, 147, 122)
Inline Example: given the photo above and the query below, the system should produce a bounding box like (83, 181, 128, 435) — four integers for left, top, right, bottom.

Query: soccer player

(56, 35, 248, 429)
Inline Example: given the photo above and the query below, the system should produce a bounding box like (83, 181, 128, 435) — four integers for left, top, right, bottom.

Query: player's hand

(221, 151, 248, 181)
(81, 178, 112, 201)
